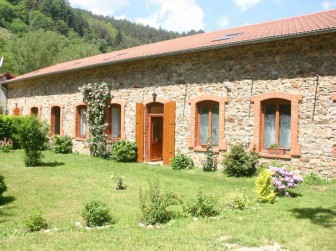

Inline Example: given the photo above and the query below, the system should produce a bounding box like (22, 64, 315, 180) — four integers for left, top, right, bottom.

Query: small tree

(18, 116, 48, 166)
(202, 142, 217, 172)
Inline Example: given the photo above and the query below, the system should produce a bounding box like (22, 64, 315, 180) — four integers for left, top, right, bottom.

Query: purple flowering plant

(268, 165, 303, 196)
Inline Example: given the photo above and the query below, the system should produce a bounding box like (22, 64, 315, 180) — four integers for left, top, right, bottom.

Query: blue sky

(68, 0, 336, 32)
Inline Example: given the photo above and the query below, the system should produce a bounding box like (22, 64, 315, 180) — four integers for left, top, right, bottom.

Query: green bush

(139, 182, 176, 225)
(228, 192, 248, 210)
(303, 173, 335, 185)
(223, 144, 258, 177)
(0, 175, 7, 197)
(18, 116, 49, 166)
(185, 190, 218, 217)
(81, 200, 112, 227)
(171, 151, 194, 170)
(51, 135, 73, 154)
(111, 140, 137, 162)
(113, 176, 126, 190)
(24, 210, 48, 232)
(256, 169, 276, 203)
(0, 115, 26, 149)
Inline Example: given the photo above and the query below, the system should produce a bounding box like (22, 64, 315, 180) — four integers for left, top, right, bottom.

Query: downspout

(246, 77, 254, 117)
(310, 72, 320, 122)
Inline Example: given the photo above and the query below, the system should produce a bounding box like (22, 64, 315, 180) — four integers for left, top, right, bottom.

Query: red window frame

(105, 104, 122, 141)
(197, 101, 219, 147)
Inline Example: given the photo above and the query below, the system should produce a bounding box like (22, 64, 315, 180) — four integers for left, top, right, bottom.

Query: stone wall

(6, 32, 336, 176)
(0, 86, 5, 113)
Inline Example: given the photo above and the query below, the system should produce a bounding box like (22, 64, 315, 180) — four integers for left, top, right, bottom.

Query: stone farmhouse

(1, 10, 336, 176)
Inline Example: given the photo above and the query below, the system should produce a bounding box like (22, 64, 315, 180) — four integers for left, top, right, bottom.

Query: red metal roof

(5, 9, 336, 84)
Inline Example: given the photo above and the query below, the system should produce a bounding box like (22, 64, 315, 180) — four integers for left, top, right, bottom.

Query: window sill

(259, 152, 292, 159)
(106, 138, 121, 143)
(75, 137, 87, 141)
(193, 146, 220, 153)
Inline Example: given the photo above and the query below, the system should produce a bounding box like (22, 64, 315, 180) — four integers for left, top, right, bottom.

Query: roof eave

(3, 27, 336, 85)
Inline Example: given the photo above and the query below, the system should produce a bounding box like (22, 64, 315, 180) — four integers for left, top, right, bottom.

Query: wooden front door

(150, 116, 163, 161)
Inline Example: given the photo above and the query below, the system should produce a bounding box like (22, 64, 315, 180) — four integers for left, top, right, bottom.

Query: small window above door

(148, 103, 164, 114)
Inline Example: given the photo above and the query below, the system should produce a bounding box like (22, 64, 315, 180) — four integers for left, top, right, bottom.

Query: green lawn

(0, 150, 335, 250)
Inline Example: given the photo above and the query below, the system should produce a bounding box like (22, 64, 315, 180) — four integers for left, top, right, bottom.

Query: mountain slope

(0, 0, 203, 75)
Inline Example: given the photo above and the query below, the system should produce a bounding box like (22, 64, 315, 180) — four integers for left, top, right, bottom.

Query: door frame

(146, 102, 164, 162)
(137, 98, 175, 164)
(148, 114, 164, 161)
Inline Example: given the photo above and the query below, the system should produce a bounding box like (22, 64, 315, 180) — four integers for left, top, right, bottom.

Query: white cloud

(233, 0, 263, 11)
(322, 0, 336, 9)
(68, 0, 130, 16)
(115, 15, 131, 21)
(135, 0, 205, 32)
(217, 16, 229, 29)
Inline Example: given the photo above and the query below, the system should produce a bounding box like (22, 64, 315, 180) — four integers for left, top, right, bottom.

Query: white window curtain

(200, 106, 209, 144)
(111, 107, 121, 138)
(211, 105, 219, 146)
(80, 108, 87, 137)
(279, 105, 291, 150)
(264, 105, 276, 149)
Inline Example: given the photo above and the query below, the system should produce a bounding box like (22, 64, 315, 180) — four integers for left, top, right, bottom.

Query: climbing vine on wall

(79, 82, 111, 157)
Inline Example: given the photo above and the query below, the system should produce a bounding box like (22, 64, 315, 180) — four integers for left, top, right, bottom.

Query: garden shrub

(303, 173, 334, 185)
(112, 175, 126, 190)
(171, 151, 194, 170)
(111, 140, 137, 162)
(228, 192, 248, 210)
(81, 200, 113, 227)
(0, 175, 7, 197)
(51, 135, 73, 154)
(24, 210, 48, 232)
(18, 116, 49, 166)
(0, 138, 13, 152)
(139, 182, 176, 225)
(202, 143, 217, 172)
(269, 165, 303, 196)
(223, 144, 258, 177)
(0, 115, 26, 149)
(185, 190, 218, 217)
(256, 169, 276, 203)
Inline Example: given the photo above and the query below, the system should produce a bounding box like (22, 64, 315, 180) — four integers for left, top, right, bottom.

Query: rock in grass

(138, 223, 146, 228)
(146, 224, 154, 229)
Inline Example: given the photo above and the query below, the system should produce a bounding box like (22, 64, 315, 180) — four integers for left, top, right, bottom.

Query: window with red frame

(75, 105, 87, 138)
(261, 99, 291, 150)
(105, 104, 121, 140)
(197, 101, 219, 147)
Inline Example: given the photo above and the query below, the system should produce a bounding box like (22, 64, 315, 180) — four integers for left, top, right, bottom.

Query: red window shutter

(51, 108, 56, 135)
(75, 106, 81, 138)
(136, 103, 144, 162)
(163, 101, 175, 165)
(13, 108, 21, 116)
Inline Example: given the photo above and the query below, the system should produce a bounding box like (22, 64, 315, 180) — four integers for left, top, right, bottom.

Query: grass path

(0, 151, 335, 250)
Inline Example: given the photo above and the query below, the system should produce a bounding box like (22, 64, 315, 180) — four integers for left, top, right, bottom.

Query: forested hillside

(0, 0, 203, 75)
